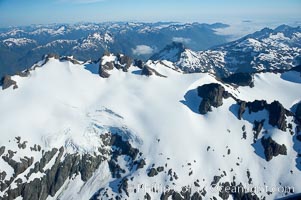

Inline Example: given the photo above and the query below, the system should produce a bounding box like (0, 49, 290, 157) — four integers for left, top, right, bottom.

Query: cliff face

(0, 133, 142, 200)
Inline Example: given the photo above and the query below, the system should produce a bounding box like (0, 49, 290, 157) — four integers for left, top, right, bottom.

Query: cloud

(132, 45, 154, 56)
(172, 37, 191, 44)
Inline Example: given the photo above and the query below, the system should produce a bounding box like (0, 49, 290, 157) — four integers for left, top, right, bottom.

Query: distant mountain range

(1, 23, 300, 80)
(151, 25, 301, 77)
(0, 22, 229, 77)
(0, 22, 301, 200)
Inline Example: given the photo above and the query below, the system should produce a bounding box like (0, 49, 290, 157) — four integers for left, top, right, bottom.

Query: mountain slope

(150, 25, 301, 77)
(0, 55, 300, 199)
(0, 22, 229, 78)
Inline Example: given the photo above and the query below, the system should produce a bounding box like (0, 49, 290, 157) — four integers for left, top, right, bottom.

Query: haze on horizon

(0, 0, 300, 27)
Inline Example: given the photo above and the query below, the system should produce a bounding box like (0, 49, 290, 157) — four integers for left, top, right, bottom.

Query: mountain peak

(150, 42, 186, 62)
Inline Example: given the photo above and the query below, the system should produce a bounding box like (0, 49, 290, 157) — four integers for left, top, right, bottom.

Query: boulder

(147, 168, 158, 177)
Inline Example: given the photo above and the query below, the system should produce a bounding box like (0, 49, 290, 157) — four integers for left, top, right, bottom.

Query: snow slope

(0, 58, 300, 199)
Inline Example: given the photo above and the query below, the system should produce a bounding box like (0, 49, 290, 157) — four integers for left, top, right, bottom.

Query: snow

(101, 54, 116, 65)
(51, 162, 111, 200)
(237, 38, 263, 52)
(3, 38, 37, 47)
(0, 58, 300, 199)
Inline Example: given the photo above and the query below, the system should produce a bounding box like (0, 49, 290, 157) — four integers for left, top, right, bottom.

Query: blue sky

(0, 0, 300, 27)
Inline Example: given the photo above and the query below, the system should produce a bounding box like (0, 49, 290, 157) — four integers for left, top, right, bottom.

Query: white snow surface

(0, 58, 300, 199)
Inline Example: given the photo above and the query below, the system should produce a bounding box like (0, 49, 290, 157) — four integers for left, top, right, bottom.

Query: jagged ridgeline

(0, 24, 301, 200)
(0, 22, 229, 78)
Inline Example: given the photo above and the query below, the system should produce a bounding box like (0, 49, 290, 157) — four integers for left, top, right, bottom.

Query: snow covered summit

(0, 53, 301, 199)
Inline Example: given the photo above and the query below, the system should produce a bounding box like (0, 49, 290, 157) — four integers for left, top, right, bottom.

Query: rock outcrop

(295, 102, 301, 124)
(98, 53, 134, 78)
(197, 83, 229, 114)
(261, 137, 287, 161)
(0, 132, 143, 200)
(221, 73, 254, 87)
(141, 65, 167, 77)
(1, 75, 18, 90)
(266, 101, 290, 131)
(237, 100, 290, 131)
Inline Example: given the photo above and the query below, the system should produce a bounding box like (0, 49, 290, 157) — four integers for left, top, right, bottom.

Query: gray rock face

(221, 73, 254, 87)
(1, 132, 143, 200)
(59, 56, 80, 65)
(210, 176, 221, 187)
(134, 59, 144, 69)
(1, 75, 18, 90)
(147, 168, 158, 177)
(237, 100, 290, 132)
(0, 146, 5, 156)
(253, 120, 265, 142)
(197, 83, 226, 114)
(98, 53, 135, 78)
(99, 66, 111, 78)
(246, 100, 267, 113)
(267, 101, 290, 131)
(261, 137, 287, 161)
(116, 54, 132, 72)
(141, 65, 167, 77)
(295, 102, 301, 124)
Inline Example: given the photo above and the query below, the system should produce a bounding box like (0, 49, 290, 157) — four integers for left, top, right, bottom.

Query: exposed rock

(141, 65, 167, 77)
(0, 146, 5, 156)
(1, 132, 142, 200)
(99, 65, 111, 78)
(134, 159, 146, 169)
(253, 120, 265, 142)
(219, 182, 230, 200)
(118, 177, 129, 197)
(229, 183, 260, 200)
(261, 137, 287, 161)
(47, 53, 60, 59)
(59, 56, 80, 65)
(16, 70, 30, 77)
(222, 73, 254, 87)
(147, 168, 158, 177)
(160, 188, 202, 200)
(194, 181, 200, 187)
(210, 176, 221, 187)
(116, 54, 132, 72)
(236, 99, 290, 132)
(191, 192, 202, 200)
(295, 102, 301, 124)
(134, 59, 144, 69)
(144, 192, 151, 200)
(197, 83, 226, 114)
(237, 101, 246, 120)
(2, 154, 34, 177)
(247, 100, 267, 113)
(1, 75, 18, 90)
(157, 166, 164, 172)
(18, 142, 27, 149)
(267, 101, 288, 131)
